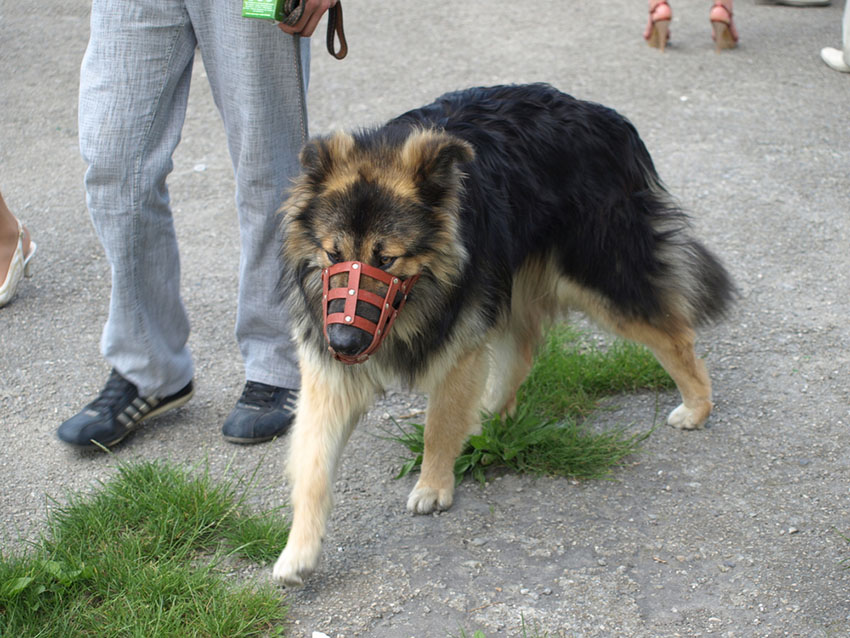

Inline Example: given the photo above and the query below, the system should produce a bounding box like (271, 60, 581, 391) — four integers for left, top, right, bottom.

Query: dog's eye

(326, 251, 342, 265)
(378, 256, 396, 270)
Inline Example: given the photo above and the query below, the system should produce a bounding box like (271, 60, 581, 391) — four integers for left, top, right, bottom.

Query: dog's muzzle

(322, 261, 420, 364)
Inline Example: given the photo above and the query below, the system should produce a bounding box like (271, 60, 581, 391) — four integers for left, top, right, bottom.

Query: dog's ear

(299, 131, 355, 181)
(400, 130, 474, 208)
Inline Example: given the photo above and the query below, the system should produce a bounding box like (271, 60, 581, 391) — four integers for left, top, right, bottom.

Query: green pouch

(241, 0, 302, 25)
(241, 0, 347, 59)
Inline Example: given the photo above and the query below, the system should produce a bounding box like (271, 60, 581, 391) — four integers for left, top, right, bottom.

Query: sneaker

(57, 369, 194, 449)
(821, 46, 850, 73)
(221, 381, 298, 444)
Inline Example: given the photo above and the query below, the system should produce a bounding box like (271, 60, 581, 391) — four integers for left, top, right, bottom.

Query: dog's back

(392, 83, 734, 329)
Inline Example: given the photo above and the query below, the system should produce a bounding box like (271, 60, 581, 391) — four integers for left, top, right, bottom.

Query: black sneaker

(221, 381, 297, 444)
(57, 369, 194, 449)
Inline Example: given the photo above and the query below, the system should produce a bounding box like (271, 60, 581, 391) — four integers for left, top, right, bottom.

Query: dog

(272, 83, 733, 586)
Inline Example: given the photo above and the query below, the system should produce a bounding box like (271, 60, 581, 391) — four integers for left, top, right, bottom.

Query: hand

(277, 0, 337, 37)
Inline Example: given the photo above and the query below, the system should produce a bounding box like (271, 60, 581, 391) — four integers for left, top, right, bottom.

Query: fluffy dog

(272, 83, 733, 585)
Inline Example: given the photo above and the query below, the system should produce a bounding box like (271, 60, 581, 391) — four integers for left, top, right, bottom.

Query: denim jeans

(79, 0, 309, 397)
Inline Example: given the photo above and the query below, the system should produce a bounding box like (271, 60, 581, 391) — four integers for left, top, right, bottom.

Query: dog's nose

(327, 324, 372, 357)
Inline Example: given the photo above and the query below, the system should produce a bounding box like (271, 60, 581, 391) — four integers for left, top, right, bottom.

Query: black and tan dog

(273, 83, 733, 585)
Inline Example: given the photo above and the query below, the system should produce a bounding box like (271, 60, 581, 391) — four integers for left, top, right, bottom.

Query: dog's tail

(668, 233, 735, 327)
(638, 160, 736, 328)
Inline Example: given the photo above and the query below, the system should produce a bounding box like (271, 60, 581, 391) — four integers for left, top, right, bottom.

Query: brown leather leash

(279, 0, 347, 59)
(326, 2, 347, 59)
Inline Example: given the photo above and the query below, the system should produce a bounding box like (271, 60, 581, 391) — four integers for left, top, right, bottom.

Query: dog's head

(282, 127, 475, 363)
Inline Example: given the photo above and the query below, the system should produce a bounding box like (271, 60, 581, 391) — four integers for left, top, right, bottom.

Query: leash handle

(326, 2, 347, 59)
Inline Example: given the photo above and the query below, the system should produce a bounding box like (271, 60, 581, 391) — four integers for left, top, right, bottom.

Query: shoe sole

(221, 431, 283, 445)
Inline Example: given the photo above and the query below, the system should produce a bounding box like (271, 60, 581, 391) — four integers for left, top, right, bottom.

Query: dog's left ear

(299, 131, 356, 183)
(400, 130, 475, 208)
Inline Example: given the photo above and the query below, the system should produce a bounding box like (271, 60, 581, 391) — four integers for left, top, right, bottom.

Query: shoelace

(88, 370, 137, 412)
(240, 382, 297, 413)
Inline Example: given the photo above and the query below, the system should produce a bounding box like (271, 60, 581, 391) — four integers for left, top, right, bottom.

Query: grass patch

(387, 325, 674, 484)
(0, 460, 290, 637)
(457, 616, 554, 637)
(517, 325, 674, 421)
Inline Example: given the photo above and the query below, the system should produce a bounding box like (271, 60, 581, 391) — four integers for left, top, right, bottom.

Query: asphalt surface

(2, 1, 850, 636)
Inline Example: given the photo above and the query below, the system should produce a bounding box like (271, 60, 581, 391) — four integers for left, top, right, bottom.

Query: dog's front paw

(667, 401, 712, 430)
(407, 483, 454, 514)
(272, 542, 320, 587)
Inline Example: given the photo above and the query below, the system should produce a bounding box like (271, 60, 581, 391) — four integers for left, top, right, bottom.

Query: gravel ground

(2, 1, 849, 636)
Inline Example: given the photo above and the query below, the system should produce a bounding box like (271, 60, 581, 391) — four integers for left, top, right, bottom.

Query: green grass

(457, 616, 555, 637)
(517, 325, 674, 421)
(0, 460, 290, 637)
(387, 325, 675, 485)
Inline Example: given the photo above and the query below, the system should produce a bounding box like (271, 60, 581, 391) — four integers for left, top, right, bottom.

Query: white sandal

(0, 219, 37, 307)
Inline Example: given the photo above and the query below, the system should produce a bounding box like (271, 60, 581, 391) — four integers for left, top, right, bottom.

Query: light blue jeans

(79, 0, 309, 397)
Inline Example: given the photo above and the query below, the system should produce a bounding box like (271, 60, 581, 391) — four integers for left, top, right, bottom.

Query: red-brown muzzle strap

(322, 261, 419, 364)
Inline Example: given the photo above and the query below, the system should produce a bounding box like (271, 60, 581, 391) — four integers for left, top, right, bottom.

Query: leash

(244, 0, 348, 56)
(326, 2, 347, 59)
(286, 1, 347, 59)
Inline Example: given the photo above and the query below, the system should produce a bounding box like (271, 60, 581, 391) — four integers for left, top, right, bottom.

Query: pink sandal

(645, 1, 672, 52)
(710, 1, 739, 52)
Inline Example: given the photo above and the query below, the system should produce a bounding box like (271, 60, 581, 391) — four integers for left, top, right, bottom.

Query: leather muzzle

(322, 261, 419, 364)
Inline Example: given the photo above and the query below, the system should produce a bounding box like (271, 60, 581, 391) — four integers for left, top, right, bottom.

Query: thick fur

(273, 84, 733, 586)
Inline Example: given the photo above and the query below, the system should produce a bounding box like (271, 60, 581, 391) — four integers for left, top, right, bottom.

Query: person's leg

(188, 1, 309, 442)
(190, 3, 309, 393)
(844, 0, 850, 64)
(58, 0, 202, 448)
(78, 0, 198, 397)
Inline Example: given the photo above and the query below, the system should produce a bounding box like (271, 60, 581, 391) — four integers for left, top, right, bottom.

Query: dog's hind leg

(483, 330, 536, 417)
(615, 319, 713, 430)
(483, 259, 554, 417)
(273, 357, 373, 586)
(407, 345, 489, 514)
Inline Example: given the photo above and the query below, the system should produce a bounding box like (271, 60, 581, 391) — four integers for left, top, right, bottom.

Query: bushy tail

(680, 239, 736, 327)
(637, 154, 735, 327)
